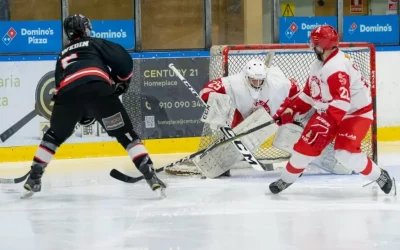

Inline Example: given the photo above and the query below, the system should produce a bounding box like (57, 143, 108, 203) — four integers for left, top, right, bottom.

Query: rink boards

(2, 47, 400, 162)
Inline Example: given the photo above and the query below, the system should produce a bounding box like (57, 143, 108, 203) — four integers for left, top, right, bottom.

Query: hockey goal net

(166, 43, 377, 175)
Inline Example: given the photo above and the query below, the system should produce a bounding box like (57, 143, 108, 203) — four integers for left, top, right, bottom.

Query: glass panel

(262, 0, 272, 43)
(314, 0, 337, 16)
(141, 0, 204, 50)
(69, 0, 133, 20)
(9, 0, 60, 20)
(69, 0, 135, 50)
(212, 0, 244, 45)
(373, 0, 397, 15)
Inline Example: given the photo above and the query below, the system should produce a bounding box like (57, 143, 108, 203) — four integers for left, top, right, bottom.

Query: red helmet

(310, 25, 339, 50)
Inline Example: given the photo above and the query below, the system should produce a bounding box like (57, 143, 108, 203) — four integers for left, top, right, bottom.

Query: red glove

(273, 98, 295, 125)
(303, 113, 338, 150)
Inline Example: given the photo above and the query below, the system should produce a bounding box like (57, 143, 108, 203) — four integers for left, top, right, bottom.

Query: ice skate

(269, 179, 295, 194)
(21, 176, 42, 199)
(21, 164, 44, 199)
(146, 174, 167, 198)
(376, 169, 396, 195)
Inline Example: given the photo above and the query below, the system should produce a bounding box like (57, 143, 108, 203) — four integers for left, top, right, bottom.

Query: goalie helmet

(63, 14, 92, 41)
(243, 59, 267, 90)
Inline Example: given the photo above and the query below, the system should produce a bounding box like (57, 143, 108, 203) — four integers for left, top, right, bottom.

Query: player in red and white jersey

(200, 58, 300, 128)
(270, 25, 395, 195)
(198, 58, 351, 177)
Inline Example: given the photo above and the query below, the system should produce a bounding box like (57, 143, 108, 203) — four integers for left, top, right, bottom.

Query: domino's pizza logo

(285, 22, 298, 39)
(348, 22, 357, 34)
(2, 27, 17, 45)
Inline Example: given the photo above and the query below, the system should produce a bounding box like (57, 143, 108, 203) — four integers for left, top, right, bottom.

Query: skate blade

(155, 188, 166, 198)
(392, 177, 397, 196)
(20, 190, 35, 199)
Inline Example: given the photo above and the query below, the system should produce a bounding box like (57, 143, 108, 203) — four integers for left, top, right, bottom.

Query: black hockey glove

(112, 81, 129, 96)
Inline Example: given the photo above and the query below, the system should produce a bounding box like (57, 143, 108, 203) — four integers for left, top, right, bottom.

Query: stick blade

(110, 169, 143, 183)
(0, 171, 31, 184)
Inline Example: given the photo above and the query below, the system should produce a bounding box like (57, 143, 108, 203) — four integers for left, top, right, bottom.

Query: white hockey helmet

(243, 59, 267, 89)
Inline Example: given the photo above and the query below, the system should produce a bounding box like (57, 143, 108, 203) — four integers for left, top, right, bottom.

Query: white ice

(1, 147, 400, 250)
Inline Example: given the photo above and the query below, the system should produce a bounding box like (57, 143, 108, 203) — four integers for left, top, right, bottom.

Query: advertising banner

(91, 20, 135, 50)
(0, 61, 113, 147)
(343, 15, 399, 44)
(0, 57, 209, 147)
(279, 16, 337, 43)
(0, 21, 62, 53)
(125, 57, 209, 140)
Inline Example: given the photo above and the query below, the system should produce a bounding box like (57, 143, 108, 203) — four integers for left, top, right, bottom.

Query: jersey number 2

(339, 87, 350, 101)
(61, 53, 78, 69)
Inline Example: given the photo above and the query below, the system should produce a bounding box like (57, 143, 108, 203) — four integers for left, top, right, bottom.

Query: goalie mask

(310, 25, 339, 61)
(243, 59, 267, 90)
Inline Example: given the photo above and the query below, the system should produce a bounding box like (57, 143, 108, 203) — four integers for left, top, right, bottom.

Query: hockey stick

(0, 170, 31, 184)
(0, 71, 55, 142)
(110, 118, 277, 183)
(168, 63, 265, 171)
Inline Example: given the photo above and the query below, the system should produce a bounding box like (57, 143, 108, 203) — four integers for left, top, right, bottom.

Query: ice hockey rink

(0, 142, 400, 250)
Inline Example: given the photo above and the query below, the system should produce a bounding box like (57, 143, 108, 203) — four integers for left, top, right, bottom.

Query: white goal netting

(166, 43, 377, 176)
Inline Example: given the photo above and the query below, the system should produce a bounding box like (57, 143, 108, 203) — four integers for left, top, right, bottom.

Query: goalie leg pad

(193, 143, 243, 178)
(233, 108, 277, 152)
(308, 143, 353, 175)
(272, 123, 303, 154)
(193, 108, 277, 178)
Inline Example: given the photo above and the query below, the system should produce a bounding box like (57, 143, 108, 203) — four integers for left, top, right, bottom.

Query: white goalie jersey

(200, 65, 300, 128)
(195, 59, 352, 178)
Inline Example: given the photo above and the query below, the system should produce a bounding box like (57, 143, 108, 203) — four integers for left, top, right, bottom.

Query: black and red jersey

(54, 37, 133, 95)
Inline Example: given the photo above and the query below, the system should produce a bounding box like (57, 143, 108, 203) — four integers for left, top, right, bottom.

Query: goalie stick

(168, 63, 266, 171)
(0, 170, 31, 184)
(110, 118, 277, 183)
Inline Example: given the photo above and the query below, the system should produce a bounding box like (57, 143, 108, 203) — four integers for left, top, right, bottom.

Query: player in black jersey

(22, 14, 166, 198)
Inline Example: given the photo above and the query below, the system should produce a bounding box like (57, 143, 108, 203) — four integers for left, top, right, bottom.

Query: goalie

(195, 58, 353, 178)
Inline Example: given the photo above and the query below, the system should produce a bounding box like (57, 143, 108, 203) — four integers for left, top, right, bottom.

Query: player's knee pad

(335, 150, 367, 172)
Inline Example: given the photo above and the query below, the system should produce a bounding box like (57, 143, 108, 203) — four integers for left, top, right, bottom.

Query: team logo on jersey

(2, 27, 17, 45)
(338, 73, 347, 86)
(253, 100, 271, 114)
(310, 76, 322, 100)
(348, 22, 357, 34)
(285, 22, 298, 39)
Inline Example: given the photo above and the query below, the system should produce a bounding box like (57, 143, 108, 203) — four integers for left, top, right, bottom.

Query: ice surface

(0, 151, 400, 250)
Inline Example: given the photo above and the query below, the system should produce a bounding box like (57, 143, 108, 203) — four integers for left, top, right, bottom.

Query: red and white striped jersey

(200, 66, 300, 127)
(298, 49, 373, 123)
